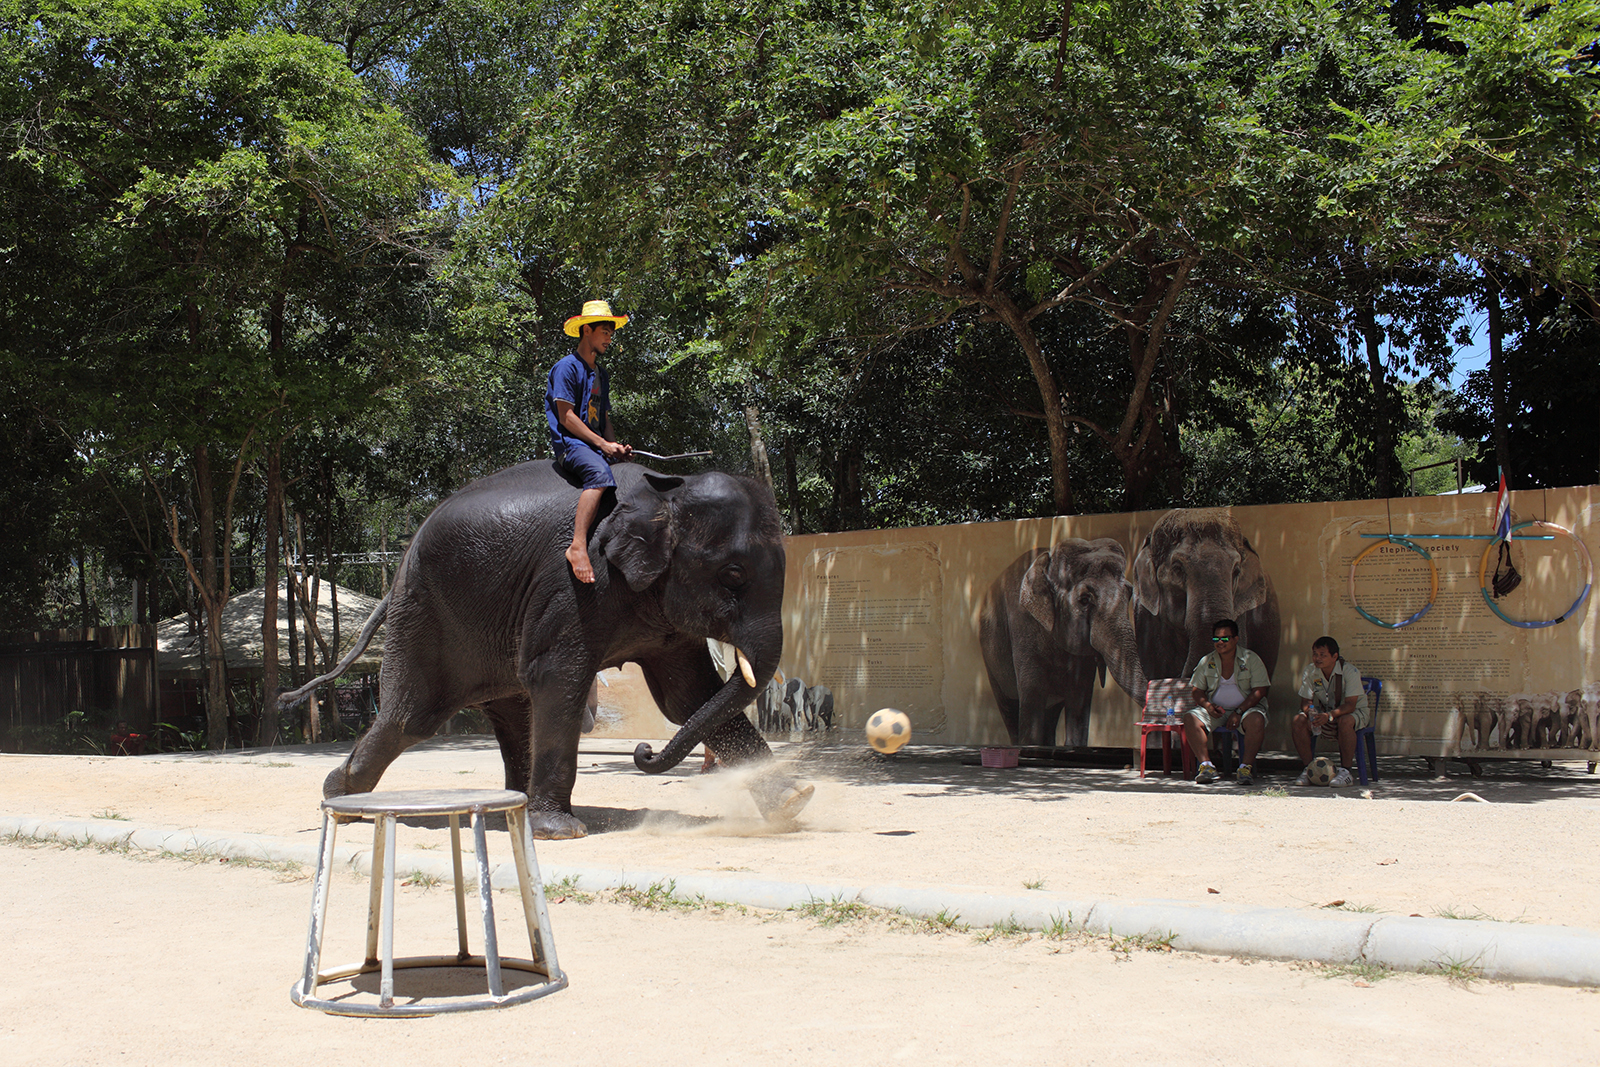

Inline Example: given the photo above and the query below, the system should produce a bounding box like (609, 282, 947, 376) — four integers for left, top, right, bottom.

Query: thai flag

(1494, 468, 1512, 540)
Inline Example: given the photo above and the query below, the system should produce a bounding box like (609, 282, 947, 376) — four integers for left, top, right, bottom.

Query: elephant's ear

(1019, 552, 1056, 631)
(1131, 534, 1160, 615)
(594, 474, 682, 591)
(1234, 536, 1271, 614)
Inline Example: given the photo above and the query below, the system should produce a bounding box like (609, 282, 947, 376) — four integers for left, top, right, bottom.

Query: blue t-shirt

(545, 353, 610, 457)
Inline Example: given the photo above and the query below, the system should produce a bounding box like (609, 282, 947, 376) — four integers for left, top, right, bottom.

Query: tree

(2, 0, 455, 745)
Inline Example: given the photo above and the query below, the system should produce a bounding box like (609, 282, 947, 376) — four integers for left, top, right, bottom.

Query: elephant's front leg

(519, 667, 595, 840)
(1015, 674, 1064, 748)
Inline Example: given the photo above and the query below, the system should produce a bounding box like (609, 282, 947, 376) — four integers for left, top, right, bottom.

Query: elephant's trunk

(1183, 598, 1234, 676)
(1093, 610, 1147, 705)
(633, 659, 764, 767)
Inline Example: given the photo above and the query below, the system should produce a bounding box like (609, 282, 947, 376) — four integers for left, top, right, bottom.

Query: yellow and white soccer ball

(865, 708, 912, 754)
(1307, 756, 1336, 786)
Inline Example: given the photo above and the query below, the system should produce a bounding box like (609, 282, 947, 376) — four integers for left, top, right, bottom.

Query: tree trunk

(784, 445, 804, 534)
(283, 493, 299, 696)
(77, 547, 89, 629)
(1487, 276, 1513, 487)
(258, 444, 281, 747)
(1358, 292, 1395, 498)
(992, 298, 1075, 515)
(195, 444, 228, 751)
(744, 402, 774, 489)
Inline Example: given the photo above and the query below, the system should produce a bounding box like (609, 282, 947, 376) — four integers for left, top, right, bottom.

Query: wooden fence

(0, 625, 158, 737)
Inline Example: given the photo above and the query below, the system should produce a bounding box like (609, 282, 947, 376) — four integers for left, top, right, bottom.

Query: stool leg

(378, 813, 398, 1010)
(1138, 729, 1149, 778)
(1163, 729, 1174, 776)
(507, 806, 559, 977)
(472, 810, 504, 998)
(296, 812, 340, 999)
(364, 818, 386, 966)
(450, 812, 469, 961)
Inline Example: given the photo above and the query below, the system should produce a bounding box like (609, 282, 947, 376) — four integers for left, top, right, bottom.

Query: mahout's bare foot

(565, 543, 595, 583)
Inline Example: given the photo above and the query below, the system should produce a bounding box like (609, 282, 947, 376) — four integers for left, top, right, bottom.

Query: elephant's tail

(277, 593, 391, 709)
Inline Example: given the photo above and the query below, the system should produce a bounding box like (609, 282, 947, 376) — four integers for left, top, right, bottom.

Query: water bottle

(1165, 706, 1176, 726)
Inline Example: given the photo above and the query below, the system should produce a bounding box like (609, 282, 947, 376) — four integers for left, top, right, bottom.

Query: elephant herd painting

(1454, 685, 1600, 754)
(980, 507, 1281, 748)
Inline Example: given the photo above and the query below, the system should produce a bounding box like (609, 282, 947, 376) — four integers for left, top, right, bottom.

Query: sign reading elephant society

(796, 543, 948, 738)
(777, 486, 1600, 758)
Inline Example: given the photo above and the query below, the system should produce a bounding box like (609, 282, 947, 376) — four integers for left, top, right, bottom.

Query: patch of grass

(543, 874, 595, 904)
(793, 896, 874, 927)
(975, 914, 1030, 943)
(401, 869, 442, 888)
(613, 879, 713, 913)
(1430, 953, 1486, 987)
(1022, 877, 1046, 890)
(259, 761, 292, 768)
(1324, 901, 1380, 913)
(1107, 928, 1176, 955)
(91, 809, 128, 821)
(921, 908, 966, 934)
(1432, 905, 1526, 924)
(1252, 787, 1290, 798)
(1042, 912, 1075, 940)
(1305, 959, 1396, 982)
(169, 846, 306, 878)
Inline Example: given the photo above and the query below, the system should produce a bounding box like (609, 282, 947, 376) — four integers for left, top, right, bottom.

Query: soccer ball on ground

(865, 709, 912, 754)
(1307, 756, 1336, 786)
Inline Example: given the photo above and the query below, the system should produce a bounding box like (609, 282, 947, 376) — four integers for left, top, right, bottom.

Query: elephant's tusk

(736, 648, 757, 687)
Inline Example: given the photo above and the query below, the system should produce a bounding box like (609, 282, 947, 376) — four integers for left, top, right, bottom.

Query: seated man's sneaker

(1331, 766, 1355, 787)
(1293, 766, 1313, 786)
(1235, 763, 1253, 786)
(1195, 762, 1219, 784)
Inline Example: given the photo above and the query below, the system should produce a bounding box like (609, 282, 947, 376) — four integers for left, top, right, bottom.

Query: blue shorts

(554, 444, 615, 490)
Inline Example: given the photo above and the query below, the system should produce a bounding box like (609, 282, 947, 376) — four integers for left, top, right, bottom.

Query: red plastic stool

(1138, 721, 1194, 778)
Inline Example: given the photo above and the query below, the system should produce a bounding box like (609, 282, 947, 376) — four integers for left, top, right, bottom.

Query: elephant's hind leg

(482, 695, 534, 791)
(322, 669, 475, 799)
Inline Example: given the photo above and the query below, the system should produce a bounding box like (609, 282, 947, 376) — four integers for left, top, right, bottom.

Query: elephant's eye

(718, 564, 748, 589)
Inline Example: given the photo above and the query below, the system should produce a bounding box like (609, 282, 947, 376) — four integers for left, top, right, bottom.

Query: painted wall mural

(582, 487, 1598, 758)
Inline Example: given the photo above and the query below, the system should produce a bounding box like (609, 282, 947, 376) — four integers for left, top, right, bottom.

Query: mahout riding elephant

(1131, 508, 1281, 681)
(282, 461, 811, 839)
(980, 538, 1147, 747)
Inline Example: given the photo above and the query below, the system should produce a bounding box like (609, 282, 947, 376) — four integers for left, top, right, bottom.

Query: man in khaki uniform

(1292, 635, 1370, 787)
(1186, 619, 1271, 786)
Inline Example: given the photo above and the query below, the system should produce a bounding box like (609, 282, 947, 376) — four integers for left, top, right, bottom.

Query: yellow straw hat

(564, 299, 630, 337)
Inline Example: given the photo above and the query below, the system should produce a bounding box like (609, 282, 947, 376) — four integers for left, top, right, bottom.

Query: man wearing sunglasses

(1186, 619, 1271, 785)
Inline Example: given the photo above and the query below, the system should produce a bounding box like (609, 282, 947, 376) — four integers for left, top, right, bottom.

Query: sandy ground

(4, 739, 1599, 1064)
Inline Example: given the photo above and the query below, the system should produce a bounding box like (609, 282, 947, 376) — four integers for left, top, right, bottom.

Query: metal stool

(291, 788, 567, 1017)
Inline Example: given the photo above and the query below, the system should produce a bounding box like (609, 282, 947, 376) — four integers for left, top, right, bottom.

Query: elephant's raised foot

(772, 784, 815, 822)
(748, 771, 814, 823)
(527, 810, 588, 840)
(322, 764, 353, 800)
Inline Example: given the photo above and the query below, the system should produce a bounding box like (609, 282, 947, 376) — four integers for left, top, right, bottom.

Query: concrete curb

(7, 814, 1596, 986)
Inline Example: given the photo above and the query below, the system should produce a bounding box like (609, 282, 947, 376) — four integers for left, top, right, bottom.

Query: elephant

(980, 538, 1147, 748)
(1455, 691, 1502, 751)
(281, 460, 812, 839)
(1131, 508, 1281, 682)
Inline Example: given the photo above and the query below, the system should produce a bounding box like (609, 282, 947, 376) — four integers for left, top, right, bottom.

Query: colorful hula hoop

(1348, 535, 1439, 629)
(1478, 520, 1593, 628)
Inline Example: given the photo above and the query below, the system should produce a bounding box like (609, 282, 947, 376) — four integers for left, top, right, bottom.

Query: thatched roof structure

(157, 581, 385, 677)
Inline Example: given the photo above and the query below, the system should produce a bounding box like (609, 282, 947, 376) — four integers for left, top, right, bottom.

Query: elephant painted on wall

(980, 538, 1147, 748)
(282, 461, 811, 839)
(1455, 691, 1502, 751)
(1131, 508, 1281, 682)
